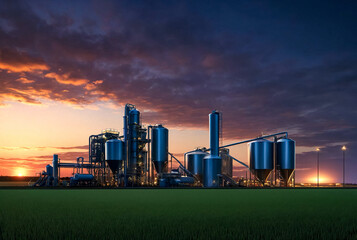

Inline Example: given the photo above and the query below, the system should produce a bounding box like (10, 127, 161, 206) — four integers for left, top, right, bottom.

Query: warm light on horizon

(342, 146, 347, 151)
(15, 168, 26, 177)
(308, 175, 331, 184)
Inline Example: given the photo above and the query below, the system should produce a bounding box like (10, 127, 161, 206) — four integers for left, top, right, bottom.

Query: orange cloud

(16, 77, 35, 84)
(0, 48, 49, 72)
(0, 62, 49, 72)
(84, 80, 103, 90)
(45, 72, 89, 86)
(0, 92, 42, 105)
(8, 87, 51, 98)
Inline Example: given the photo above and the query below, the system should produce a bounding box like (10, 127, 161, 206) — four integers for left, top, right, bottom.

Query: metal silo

(249, 139, 273, 183)
(203, 110, 222, 187)
(105, 139, 124, 173)
(203, 155, 222, 187)
(187, 150, 208, 182)
(277, 138, 295, 185)
(151, 125, 168, 174)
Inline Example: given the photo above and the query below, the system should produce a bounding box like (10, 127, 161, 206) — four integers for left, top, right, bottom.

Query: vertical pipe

(58, 158, 60, 184)
(123, 106, 128, 187)
(53, 154, 58, 186)
(343, 150, 345, 187)
(148, 126, 151, 185)
(246, 171, 248, 187)
(209, 111, 220, 156)
(317, 151, 319, 187)
(274, 137, 277, 187)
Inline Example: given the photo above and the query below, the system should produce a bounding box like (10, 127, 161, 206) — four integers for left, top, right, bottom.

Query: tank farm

(34, 103, 296, 188)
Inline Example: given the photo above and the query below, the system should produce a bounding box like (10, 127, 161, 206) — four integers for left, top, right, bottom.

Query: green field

(0, 189, 356, 240)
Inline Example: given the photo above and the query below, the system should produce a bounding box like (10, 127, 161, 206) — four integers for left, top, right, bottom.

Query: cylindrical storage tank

(129, 109, 140, 125)
(52, 154, 59, 186)
(209, 111, 220, 156)
(249, 139, 273, 183)
(73, 174, 94, 181)
(187, 150, 208, 182)
(203, 155, 222, 187)
(46, 164, 53, 176)
(151, 125, 168, 174)
(277, 138, 295, 184)
(105, 139, 124, 173)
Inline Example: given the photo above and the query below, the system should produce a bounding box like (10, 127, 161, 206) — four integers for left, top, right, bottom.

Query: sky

(0, 0, 356, 183)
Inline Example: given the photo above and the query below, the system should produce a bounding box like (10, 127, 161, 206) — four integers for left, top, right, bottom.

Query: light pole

(316, 148, 320, 187)
(342, 146, 346, 187)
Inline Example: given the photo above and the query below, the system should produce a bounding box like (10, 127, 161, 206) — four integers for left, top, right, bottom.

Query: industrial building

(34, 103, 296, 188)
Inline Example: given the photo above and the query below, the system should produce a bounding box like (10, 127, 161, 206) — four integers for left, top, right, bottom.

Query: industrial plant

(34, 104, 296, 188)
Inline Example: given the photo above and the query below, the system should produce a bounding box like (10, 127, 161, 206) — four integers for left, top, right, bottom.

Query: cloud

(16, 77, 34, 84)
(0, 48, 49, 72)
(45, 72, 89, 86)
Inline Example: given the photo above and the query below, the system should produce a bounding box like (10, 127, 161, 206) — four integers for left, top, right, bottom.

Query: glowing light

(15, 168, 26, 177)
(342, 146, 347, 151)
(308, 175, 330, 184)
(316, 148, 320, 152)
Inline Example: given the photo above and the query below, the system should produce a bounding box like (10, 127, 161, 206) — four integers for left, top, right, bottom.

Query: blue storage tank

(249, 139, 273, 183)
(187, 150, 208, 182)
(203, 110, 222, 187)
(105, 139, 124, 173)
(129, 109, 140, 125)
(277, 138, 295, 184)
(203, 155, 222, 187)
(151, 125, 168, 174)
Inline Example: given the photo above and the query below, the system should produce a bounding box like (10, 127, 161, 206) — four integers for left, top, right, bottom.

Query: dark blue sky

(0, 0, 356, 182)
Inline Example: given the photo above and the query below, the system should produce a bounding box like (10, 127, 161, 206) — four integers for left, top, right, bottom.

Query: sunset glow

(308, 175, 331, 184)
(15, 168, 26, 177)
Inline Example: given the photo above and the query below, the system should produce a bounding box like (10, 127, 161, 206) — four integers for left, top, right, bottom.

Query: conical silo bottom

(154, 161, 168, 174)
(106, 160, 122, 174)
(280, 169, 294, 186)
(254, 169, 272, 184)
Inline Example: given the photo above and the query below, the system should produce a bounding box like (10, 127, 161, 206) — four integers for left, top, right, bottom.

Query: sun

(15, 168, 26, 177)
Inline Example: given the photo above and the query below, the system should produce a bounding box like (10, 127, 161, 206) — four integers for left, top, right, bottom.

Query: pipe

(204, 132, 288, 151)
(228, 154, 249, 169)
(123, 104, 129, 187)
(147, 125, 153, 185)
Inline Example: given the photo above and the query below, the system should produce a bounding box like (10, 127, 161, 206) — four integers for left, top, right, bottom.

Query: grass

(0, 189, 356, 240)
